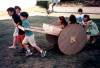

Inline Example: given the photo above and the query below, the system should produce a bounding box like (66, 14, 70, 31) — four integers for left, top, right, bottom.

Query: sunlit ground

(0, 6, 46, 20)
(0, 0, 100, 20)
(1, 7, 100, 20)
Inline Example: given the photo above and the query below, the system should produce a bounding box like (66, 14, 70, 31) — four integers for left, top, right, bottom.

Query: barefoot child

(18, 12, 46, 57)
(7, 7, 25, 52)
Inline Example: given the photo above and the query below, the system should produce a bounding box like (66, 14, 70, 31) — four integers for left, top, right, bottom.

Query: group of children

(7, 6, 99, 57)
(50, 8, 99, 44)
(7, 6, 46, 57)
(76, 8, 99, 43)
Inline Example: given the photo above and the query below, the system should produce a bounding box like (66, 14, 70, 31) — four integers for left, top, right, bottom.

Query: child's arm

(17, 25, 32, 31)
(83, 20, 92, 29)
(17, 25, 25, 31)
(85, 20, 92, 29)
(18, 25, 32, 31)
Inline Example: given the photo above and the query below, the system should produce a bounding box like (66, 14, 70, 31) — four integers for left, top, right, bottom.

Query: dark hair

(69, 15, 77, 24)
(7, 7, 16, 14)
(15, 6, 21, 10)
(20, 12, 29, 18)
(78, 8, 83, 12)
(84, 15, 91, 21)
(59, 16, 68, 26)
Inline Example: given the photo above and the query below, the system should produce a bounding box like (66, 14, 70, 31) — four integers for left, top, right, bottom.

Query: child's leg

(9, 27, 18, 48)
(29, 35, 46, 57)
(29, 35, 43, 53)
(23, 44, 32, 56)
(87, 35, 91, 41)
(9, 36, 17, 48)
(86, 32, 91, 41)
(16, 35, 27, 53)
(13, 36, 16, 46)
(22, 36, 32, 56)
(18, 35, 25, 48)
(90, 36, 96, 44)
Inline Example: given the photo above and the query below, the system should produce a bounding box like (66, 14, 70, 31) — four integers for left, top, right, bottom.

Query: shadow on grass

(0, 16, 100, 68)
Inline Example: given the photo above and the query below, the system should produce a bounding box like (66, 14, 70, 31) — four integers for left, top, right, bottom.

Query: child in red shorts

(7, 7, 25, 52)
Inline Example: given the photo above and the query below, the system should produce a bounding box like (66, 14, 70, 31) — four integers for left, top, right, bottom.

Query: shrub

(37, 1, 49, 9)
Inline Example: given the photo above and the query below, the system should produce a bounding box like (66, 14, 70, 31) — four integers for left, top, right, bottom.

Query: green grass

(0, 16, 100, 68)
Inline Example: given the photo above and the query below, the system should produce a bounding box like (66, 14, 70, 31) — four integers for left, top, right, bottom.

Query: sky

(0, 0, 37, 11)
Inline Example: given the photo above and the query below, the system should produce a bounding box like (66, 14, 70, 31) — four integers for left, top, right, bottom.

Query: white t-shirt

(76, 14, 84, 24)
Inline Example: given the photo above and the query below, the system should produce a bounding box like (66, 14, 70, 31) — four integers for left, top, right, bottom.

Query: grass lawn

(0, 16, 100, 68)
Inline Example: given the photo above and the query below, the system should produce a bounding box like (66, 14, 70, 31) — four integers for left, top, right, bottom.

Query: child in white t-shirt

(76, 8, 84, 24)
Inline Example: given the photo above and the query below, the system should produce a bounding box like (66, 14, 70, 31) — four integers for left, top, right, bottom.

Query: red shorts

(16, 35, 25, 43)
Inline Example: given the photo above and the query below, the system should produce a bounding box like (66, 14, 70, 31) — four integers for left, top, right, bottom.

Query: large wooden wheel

(58, 24, 87, 55)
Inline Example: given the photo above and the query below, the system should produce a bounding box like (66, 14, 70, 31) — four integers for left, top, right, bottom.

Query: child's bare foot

(9, 45, 16, 49)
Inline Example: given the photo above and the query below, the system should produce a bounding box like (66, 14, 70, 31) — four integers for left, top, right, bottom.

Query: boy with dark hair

(7, 7, 25, 52)
(78, 8, 83, 13)
(83, 15, 99, 43)
(17, 12, 46, 57)
(76, 8, 84, 24)
(14, 6, 21, 15)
